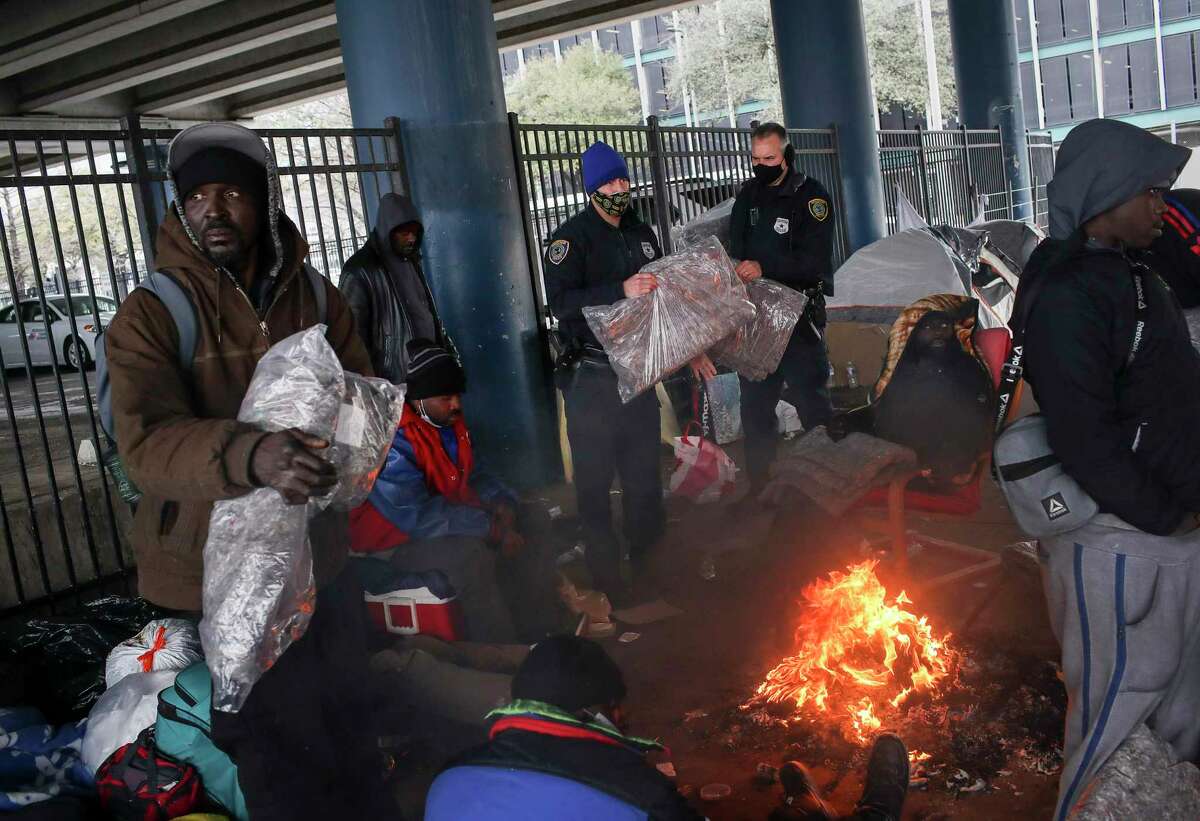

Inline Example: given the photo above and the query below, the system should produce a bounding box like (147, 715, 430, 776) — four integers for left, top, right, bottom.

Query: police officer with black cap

(544, 141, 664, 604)
(729, 121, 836, 499)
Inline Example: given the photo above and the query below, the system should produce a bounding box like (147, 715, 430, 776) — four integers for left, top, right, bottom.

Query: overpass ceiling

(0, 0, 692, 122)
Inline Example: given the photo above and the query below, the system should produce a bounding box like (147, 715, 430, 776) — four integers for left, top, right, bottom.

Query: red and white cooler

(365, 586, 465, 642)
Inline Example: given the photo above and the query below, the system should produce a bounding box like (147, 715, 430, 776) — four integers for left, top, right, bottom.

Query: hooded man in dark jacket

(1012, 118, 1200, 820)
(339, 192, 446, 384)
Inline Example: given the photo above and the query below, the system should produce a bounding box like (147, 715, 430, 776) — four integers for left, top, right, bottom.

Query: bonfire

(750, 560, 958, 744)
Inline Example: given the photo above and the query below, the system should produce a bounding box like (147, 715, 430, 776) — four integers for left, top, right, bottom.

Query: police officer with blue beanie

(543, 141, 664, 604)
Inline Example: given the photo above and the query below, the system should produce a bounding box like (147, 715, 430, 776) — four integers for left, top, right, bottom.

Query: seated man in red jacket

(350, 339, 520, 641)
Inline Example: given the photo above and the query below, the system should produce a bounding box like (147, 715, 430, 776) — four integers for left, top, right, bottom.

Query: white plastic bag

(81, 670, 176, 775)
(583, 237, 756, 402)
(668, 429, 738, 504)
(201, 326, 404, 713)
(104, 619, 202, 689)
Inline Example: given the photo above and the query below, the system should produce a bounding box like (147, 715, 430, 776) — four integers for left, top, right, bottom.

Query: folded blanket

(0, 707, 92, 810)
(763, 428, 918, 516)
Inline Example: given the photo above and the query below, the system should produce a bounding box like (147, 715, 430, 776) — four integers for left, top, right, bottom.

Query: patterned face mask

(592, 189, 631, 217)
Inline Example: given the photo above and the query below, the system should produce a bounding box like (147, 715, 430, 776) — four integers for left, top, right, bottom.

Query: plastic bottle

(845, 361, 859, 389)
(700, 554, 717, 581)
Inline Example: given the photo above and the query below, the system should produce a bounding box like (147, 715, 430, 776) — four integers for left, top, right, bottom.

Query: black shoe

(855, 733, 909, 821)
(778, 761, 833, 820)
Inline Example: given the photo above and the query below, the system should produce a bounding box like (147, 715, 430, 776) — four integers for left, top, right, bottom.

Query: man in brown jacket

(104, 122, 389, 819)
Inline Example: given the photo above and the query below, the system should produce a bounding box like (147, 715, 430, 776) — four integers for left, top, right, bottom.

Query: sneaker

(855, 733, 909, 821)
(777, 761, 833, 820)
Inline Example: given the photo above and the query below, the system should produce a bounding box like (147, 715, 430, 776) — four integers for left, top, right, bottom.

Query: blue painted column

(770, 0, 886, 252)
(947, 0, 1033, 221)
(335, 0, 558, 488)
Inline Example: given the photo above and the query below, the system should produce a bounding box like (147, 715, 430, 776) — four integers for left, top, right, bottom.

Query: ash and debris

(682, 637, 1065, 800)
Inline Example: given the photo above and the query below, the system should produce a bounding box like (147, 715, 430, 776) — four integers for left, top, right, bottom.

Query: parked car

(0, 295, 118, 370)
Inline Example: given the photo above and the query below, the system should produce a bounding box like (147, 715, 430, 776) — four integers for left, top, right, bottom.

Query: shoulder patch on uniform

(641, 241, 655, 259)
(809, 198, 830, 222)
(548, 238, 570, 265)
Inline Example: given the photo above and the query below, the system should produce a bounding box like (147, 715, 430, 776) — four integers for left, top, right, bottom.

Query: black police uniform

(544, 205, 665, 595)
(730, 168, 835, 492)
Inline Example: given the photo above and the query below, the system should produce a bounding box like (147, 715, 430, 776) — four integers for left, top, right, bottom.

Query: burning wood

(750, 560, 959, 743)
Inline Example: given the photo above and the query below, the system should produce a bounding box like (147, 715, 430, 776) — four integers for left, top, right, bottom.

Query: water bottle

(827, 362, 836, 389)
(845, 361, 859, 389)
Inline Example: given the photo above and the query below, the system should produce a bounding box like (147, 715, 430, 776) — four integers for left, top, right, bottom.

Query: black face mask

(753, 163, 785, 185)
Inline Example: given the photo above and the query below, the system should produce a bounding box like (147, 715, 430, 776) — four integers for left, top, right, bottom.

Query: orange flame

(752, 560, 957, 743)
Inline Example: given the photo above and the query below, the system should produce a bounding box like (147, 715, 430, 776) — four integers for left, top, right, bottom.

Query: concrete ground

(392, 439, 1066, 820)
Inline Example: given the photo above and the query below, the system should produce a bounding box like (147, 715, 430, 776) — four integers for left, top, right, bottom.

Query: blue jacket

(363, 422, 515, 544)
(424, 701, 703, 821)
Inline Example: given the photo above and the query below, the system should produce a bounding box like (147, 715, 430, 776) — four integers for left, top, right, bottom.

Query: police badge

(548, 239, 569, 265)
(773, 217, 790, 234)
(641, 241, 655, 259)
(809, 198, 830, 222)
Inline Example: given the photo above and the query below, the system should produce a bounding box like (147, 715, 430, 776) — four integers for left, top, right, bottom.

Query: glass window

(1061, 0, 1092, 40)
(1129, 38, 1161, 111)
(1068, 52, 1099, 119)
(1015, 3, 1032, 51)
(1034, 0, 1066, 45)
(1102, 44, 1134, 113)
(1040, 56, 1072, 124)
(1099, 0, 1155, 32)
(48, 296, 117, 317)
(1020, 61, 1041, 127)
(1164, 31, 1199, 107)
(598, 22, 634, 57)
(1162, 0, 1200, 21)
(19, 303, 45, 323)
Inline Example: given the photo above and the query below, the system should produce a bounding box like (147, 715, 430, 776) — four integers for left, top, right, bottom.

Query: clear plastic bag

(201, 327, 404, 713)
(710, 278, 807, 381)
(672, 197, 736, 255)
(583, 237, 755, 403)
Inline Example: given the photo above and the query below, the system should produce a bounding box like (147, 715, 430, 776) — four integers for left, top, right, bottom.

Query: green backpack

(155, 661, 248, 820)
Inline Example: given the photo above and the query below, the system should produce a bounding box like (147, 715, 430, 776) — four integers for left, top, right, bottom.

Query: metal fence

(878, 126, 1056, 233)
(510, 114, 849, 327)
(0, 118, 403, 614)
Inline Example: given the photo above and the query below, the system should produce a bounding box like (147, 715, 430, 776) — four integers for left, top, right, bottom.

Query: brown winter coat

(105, 209, 371, 611)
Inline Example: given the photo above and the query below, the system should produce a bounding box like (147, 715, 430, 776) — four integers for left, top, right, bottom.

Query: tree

(863, 0, 958, 124)
(669, 0, 957, 128)
(505, 46, 641, 126)
(667, 0, 782, 124)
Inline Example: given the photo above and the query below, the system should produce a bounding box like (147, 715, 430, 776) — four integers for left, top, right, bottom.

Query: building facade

(1017, 0, 1200, 145)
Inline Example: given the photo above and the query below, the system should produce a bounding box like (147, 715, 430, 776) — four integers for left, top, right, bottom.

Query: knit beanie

(512, 635, 627, 713)
(174, 146, 268, 205)
(581, 142, 629, 195)
(406, 339, 465, 400)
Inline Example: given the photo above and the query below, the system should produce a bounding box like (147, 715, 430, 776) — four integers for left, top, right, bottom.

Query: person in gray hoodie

(339, 193, 448, 384)
(1012, 118, 1200, 819)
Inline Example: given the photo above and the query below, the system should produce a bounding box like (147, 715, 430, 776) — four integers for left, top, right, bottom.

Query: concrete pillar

(335, 0, 559, 488)
(947, 0, 1034, 221)
(770, 0, 885, 251)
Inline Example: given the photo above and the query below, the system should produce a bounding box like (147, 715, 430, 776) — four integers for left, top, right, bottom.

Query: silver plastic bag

(201, 326, 404, 712)
(710, 278, 807, 381)
(583, 236, 756, 403)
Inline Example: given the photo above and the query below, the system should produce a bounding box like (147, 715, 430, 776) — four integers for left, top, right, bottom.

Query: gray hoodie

(1047, 118, 1190, 240)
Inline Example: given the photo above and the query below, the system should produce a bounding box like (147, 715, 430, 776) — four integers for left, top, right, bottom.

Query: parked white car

(0, 295, 118, 370)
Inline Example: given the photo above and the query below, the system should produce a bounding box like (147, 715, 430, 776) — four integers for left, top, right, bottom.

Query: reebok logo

(1042, 493, 1070, 521)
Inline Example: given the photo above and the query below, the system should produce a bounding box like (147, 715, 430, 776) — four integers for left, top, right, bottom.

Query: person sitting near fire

(349, 338, 521, 642)
(423, 634, 703, 821)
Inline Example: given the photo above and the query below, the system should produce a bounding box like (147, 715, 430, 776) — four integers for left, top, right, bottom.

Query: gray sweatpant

(1041, 515, 1200, 820)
